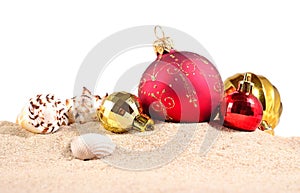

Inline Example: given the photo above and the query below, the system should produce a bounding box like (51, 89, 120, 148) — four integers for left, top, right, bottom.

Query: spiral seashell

(66, 87, 104, 124)
(70, 133, 116, 160)
(16, 94, 70, 134)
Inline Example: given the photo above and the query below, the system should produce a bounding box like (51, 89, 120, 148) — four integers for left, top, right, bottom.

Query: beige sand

(0, 120, 299, 193)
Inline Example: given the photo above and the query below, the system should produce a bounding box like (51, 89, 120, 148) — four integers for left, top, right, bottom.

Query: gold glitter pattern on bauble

(97, 91, 154, 133)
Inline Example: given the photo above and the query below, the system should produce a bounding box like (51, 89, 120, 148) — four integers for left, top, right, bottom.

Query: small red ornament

(221, 73, 263, 131)
(138, 26, 223, 122)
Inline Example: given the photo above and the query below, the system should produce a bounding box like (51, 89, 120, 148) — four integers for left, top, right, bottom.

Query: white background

(0, 0, 299, 136)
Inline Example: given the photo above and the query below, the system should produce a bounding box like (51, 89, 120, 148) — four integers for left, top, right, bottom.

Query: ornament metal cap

(237, 73, 254, 94)
(133, 114, 154, 132)
(153, 25, 174, 56)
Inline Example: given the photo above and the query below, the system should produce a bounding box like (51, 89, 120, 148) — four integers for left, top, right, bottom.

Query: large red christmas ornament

(221, 73, 263, 131)
(138, 26, 223, 122)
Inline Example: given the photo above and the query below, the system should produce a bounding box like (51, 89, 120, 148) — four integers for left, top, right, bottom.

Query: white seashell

(16, 94, 70, 134)
(71, 133, 116, 160)
(66, 87, 104, 124)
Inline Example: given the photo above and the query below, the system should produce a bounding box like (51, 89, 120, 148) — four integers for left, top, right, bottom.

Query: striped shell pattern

(70, 133, 116, 160)
(18, 94, 70, 134)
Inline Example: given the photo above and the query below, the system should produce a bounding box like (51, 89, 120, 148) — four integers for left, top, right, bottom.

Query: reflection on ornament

(224, 72, 282, 135)
(97, 91, 154, 133)
(138, 26, 223, 122)
(221, 73, 263, 131)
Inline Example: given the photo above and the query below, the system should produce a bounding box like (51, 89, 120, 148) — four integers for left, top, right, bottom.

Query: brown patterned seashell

(70, 133, 116, 160)
(16, 94, 70, 134)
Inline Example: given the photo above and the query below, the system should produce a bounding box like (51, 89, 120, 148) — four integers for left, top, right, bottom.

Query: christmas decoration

(221, 73, 263, 131)
(224, 72, 282, 135)
(138, 26, 223, 122)
(97, 91, 154, 133)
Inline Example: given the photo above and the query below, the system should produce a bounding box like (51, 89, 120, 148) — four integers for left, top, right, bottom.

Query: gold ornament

(97, 91, 154, 133)
(224, 72, 283, 135)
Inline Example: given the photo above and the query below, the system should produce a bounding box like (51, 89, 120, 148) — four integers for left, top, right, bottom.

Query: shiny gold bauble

(97, 91, 154, 133)
(224, 72, 283, 135)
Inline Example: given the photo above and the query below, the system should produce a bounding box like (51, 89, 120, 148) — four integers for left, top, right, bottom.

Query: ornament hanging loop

(153, 25, 174, 56)
(154, 25, 166, 39)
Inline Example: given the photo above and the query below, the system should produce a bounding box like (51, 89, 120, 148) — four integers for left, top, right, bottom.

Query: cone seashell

(70, 133, 116, 160)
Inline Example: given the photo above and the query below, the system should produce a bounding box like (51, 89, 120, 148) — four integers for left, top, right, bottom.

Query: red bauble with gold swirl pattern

(138, 27, 223, 122)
